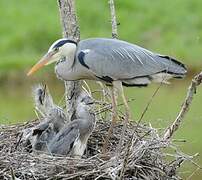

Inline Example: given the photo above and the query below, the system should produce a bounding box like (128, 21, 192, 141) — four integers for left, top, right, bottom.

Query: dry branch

(109, 0, 118, 38)
(163, 71, 202, 140)
(58, 0, 82, 121)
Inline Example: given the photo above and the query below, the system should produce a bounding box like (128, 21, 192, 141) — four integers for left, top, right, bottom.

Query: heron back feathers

(76, 38, 187, 86)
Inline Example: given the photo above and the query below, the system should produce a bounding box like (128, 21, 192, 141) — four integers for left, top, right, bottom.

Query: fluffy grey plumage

(22, 84, 66, 152)
(48, 94, 95, 157)
(31, 107, 66, 152)
(22, 86, 95, 157)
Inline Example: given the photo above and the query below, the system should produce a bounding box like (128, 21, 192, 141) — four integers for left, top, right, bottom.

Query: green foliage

(0, 0, 202, 71)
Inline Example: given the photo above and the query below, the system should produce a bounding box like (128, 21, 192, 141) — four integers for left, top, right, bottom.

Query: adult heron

(48, 93, 95, 157)
(27, 38, 187, 120)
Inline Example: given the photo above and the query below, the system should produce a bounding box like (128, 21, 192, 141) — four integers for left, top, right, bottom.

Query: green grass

(0, 0, 202, 71)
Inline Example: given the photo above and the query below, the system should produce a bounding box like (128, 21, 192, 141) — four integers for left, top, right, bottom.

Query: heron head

(27, 39, 77, 76)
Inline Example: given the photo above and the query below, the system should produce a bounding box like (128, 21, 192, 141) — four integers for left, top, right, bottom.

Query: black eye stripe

(53, 40, 77, 49)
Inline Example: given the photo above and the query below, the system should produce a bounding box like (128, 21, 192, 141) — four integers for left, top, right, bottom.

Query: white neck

(61, 43, 76, 63)
(55, 43, 87, 81)
(58, 43, 77, 70)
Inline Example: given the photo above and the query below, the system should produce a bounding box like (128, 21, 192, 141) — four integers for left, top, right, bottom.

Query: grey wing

(77, 38, 186, 80)
(32, 120, 50, 136)
(49, 122, 79, 155)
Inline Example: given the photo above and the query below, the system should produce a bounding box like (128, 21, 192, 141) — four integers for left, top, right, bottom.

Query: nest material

(0, 118, 188, 180)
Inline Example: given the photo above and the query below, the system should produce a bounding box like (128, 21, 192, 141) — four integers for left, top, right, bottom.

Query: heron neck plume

(55, 56, 75, 81)
(54, 43, 78, 80)
(61, 43, 76, 61)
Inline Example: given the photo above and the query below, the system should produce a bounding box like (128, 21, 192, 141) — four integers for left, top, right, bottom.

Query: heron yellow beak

(27, 51, 55, 76)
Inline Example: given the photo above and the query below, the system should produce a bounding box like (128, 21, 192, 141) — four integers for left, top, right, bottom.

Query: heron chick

(48, 92, 95, 158)
(27, 38, 187, 122)
(21, 84, 66, 152)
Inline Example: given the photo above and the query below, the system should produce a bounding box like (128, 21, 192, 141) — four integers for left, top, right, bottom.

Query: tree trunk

(57, 0, 82, 121)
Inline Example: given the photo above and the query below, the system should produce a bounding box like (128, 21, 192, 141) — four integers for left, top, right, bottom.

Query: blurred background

(0, 0, 202, 178)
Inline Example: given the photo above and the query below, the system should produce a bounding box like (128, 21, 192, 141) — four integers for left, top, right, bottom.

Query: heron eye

(54, 47, 59, 52)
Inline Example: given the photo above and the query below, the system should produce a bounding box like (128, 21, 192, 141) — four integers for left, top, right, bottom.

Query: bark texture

(57, 0, 82, 121)
(163, 71, 202, 140)
(109, 0, 118, 39)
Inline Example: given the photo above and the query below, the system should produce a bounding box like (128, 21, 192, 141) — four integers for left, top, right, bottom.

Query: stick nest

(0, 118, 193, 180)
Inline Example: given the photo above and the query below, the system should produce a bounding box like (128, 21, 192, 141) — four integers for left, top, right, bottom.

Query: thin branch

(186, 167, 200, 180)
(109, 0, 118, 38)
(138, 82, 163, 123)
(163, 71, 202, 140)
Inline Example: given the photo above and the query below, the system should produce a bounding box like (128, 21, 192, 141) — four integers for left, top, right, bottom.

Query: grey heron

(31, 122, 56, 152)
(21, 85, 66, 152)
(32, 84, 66, 133)
(20, 127, 34, 152)
(48, 92, 95, 157)
(27, 38, 187, 121)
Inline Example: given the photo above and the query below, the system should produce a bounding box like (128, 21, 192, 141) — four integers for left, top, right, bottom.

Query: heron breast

(72, 138, 86, 157)
(55, 62, 97, 81)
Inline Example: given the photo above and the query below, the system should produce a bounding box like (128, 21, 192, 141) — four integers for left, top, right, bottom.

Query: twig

(10, 167, 15, 180)
(138, 82, 163, 123)
(109, 0, 118, 38)
(186, 167, 200, 180)
(163, 71, 202, 140)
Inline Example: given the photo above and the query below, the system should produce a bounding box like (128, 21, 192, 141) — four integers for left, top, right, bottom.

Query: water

(0, 77, 202, 178)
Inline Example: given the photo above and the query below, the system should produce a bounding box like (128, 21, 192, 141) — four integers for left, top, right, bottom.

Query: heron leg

(102, 82, 118, 153)
(111, 83, 118, 125)
(113, 81, 131, 123)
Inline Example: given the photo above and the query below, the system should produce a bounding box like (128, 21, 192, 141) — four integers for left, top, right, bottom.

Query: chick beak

(27, 52, 55, 76)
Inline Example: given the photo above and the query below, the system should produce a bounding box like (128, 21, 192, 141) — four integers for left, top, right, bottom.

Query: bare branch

(109, 0, 118, 38)
(58, 0, 80, 41)
(163, 71, 202, 140)
(57, 0, 82, 121)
